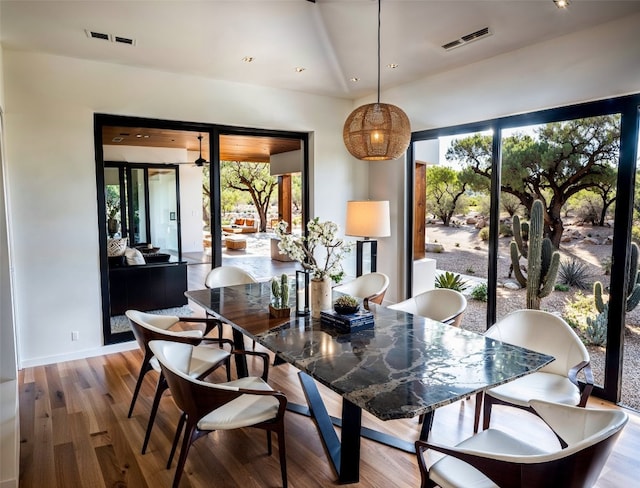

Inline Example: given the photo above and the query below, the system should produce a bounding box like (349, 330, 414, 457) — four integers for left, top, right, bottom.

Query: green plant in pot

(270, 274, 291, 318)
(334, 295, 359, 315)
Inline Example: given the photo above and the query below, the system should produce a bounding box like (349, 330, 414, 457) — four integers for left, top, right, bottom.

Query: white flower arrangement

(275, 218, 351, 282)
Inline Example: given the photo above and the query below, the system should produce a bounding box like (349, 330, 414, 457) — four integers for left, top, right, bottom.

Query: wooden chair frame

(416, 401, 626, 488)
(151, 342, 288, 488)
(126, 313, 232, 454)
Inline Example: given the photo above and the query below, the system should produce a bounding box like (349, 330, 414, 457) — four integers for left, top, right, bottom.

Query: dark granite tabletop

(187, 282, 553, 421)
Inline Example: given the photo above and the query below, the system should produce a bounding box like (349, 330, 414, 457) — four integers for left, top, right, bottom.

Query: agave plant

(435, 271, 469, 292)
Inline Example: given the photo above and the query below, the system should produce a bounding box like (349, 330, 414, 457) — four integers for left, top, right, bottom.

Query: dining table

(186, 282, 554, 484)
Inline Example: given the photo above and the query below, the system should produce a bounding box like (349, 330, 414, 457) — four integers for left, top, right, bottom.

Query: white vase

(310, 277, 332, 318)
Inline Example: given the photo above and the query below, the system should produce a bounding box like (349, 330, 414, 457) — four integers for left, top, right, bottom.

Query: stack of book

(320, 309, 375, 332)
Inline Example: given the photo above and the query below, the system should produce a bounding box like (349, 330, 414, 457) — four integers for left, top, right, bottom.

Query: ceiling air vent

(114, 36, 135, 46)
(86, 30, 109, 41)
(442, 27, 491, 51)
(84, 29, 136, 46)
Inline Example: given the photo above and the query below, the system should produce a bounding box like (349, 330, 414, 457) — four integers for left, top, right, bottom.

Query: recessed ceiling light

(387, 63, 399, 69)
(242, 56, 254, 63)
(136, 134, 142, 138)
(350, 77, 360, 82)
(295, 67, 306, 73)
(553, 0, 570, 8)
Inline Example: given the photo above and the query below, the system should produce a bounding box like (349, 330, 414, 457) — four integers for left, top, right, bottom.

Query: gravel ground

(426, 222, 640, 412)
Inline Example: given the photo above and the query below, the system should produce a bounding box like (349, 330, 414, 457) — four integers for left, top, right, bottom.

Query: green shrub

(562, 291, 598, 343)
(478, 227, 490, 241)
(557, 258, 591, 290)
(499, 223, 513, 237)
(471, 283, 488, 302)
(554, 283, 570, 292)
(435, 271, 469, 292)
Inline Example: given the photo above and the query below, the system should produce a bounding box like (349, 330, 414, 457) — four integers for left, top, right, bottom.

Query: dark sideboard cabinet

(108, 261, 188, 316)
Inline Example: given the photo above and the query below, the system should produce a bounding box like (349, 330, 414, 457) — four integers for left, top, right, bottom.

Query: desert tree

(221, 161, 278, 232)
(447, 115, 621, 247)
(425, 165, 483, 226)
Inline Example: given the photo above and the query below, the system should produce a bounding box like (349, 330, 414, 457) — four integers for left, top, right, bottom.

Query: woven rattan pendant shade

(342, 0, 411, 161)
(343, 102, 411, 161)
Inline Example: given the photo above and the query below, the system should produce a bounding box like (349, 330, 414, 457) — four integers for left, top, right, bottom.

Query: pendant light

(343, 0, 411, 161)
(194, 134, 207, 167)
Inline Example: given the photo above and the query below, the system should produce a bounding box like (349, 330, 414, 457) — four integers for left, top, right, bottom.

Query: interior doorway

(94, 114, 308, 344)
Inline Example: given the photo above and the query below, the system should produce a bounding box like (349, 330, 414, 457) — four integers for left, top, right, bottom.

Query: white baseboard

(0, 478, 17, 488)
(19, 341, 138, 369)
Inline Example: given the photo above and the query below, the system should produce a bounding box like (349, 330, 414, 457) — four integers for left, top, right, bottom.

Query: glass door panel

(104, 167, 123, 238)
(129, 168, 147, 245)
(149, 168, 178, 254)
(624, 117, 640, 410)
(413, 130, 492, 334)
(498, 115, 621, 395)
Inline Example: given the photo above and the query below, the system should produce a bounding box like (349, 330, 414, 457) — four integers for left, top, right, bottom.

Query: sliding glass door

(408, 94, 640, 407)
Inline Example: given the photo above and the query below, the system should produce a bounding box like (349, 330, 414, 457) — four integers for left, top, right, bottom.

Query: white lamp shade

(345, 200, 391, 238)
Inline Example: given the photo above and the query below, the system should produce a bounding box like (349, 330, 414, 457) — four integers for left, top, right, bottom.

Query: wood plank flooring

(19, 337, 640, 487)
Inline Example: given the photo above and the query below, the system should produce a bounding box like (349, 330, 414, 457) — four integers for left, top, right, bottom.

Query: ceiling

(102, 127, 302, 162)
(3, 0, 640, 100)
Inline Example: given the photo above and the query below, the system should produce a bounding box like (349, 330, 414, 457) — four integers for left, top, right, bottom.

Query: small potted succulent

(334, 295, 359, 315)
(270, 274, 292, 318)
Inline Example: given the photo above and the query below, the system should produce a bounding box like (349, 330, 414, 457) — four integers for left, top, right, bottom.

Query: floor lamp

(345, 200, 391, 277)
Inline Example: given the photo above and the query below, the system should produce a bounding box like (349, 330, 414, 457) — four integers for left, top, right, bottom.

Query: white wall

(0, 39, 20, 488)
(368, 13, 640, 301)
(3, 50, 356, 367)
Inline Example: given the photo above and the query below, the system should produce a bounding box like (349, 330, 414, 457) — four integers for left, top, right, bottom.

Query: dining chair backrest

(204, 265, 257, 289)
(149, 340, 239, 416)
(417, 399, 628, 488)
(389, 288, 467, 326)
(126, 310, 203, 353)
(485, 309, 589, 377)
(333, 272, 390, 305)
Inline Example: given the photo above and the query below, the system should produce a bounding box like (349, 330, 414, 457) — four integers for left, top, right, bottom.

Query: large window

(412, 130, 493, 335)
(408, 94, 640, 408)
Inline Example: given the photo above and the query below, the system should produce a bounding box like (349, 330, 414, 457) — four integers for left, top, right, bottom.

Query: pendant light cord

(377, 0, 381, 104)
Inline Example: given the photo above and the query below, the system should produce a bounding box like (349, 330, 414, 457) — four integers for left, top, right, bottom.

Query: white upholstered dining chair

(149, 339, 288, 488)
(333, 272, 390, 307)
(388, 288, 467, 327)
(203, 265, 258, 342)
(416, 399, 627, 488)
(125, 310, 232, 454)
(474, 309, 593, 433)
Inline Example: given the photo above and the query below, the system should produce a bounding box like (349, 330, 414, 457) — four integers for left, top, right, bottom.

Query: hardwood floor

(19, 338, 639, 487)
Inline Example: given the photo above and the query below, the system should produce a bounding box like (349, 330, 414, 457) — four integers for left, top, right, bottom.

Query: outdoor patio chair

(416, 399, 628, 488)
(474, 309, 593, 434)
(388, 288, 467, 327)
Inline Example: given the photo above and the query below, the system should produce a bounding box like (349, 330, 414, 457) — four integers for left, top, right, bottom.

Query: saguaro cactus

(594, 242, 640, 313)
(510, 200, 560, 310)
(512, 214, 530, 259)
